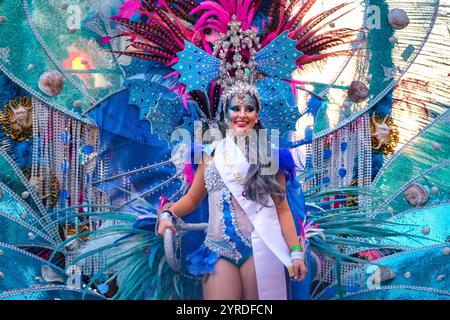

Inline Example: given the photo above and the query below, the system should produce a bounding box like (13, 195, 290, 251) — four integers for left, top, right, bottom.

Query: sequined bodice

(203, 160, 254, 262)
(204, 162, 227, 193)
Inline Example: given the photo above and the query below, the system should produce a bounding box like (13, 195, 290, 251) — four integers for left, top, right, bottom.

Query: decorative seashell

(0, 271, 4, 279)
(68, 28, 77, 33)
(432, 142, 441, 151)
(348, 81, 369, 103)
(38, 71, 64, 96)
(41, 265, 64, 283)
(342, 100, 351, 109)
(436, 274, 445, 282)
(371, 114, 400, 155)
(442, 247, 450, 256)
(72, 100, 82, 108)
(422, 226, 430, 235)
(21, 191, 30, 199)
(1, 96, 33, 142)
(61, 3, 69, 10)
(0, 16, 7, 23)
(370, 266, 396, 285)
(28, 232, 35, 239)
(379, 266, 396, 282)
(389, 36, 398, 45)
(27, 64, 34, 71)
(403, 272, 411, 278)
(431, 187, 439, 194)
(388, 8, 410, 30)
(404, 183, 429, 207)
(387, 207, 394, 215)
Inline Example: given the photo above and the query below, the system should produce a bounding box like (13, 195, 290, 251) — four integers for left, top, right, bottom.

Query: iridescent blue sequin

(60, 132, 71, 144)
(60, 160, 69, 173)
(173, 41, 221, 92)
(255, 31, 303, 80)
(339, 167, 347, 178)
(81, 145, 94, 155)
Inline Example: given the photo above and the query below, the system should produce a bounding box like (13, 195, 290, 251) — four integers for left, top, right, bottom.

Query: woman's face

(226, 95, 259, 132)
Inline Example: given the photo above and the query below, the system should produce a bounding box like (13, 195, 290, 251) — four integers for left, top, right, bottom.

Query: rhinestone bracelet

(159, 211, 174, 221)
(155, 210, 174, 236)
(291, 250, 305, 261)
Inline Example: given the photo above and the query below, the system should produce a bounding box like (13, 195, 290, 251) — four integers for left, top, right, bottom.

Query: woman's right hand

(157, 218, 177, 237)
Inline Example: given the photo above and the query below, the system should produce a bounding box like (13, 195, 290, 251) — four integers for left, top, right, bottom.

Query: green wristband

(290, 245, 303, 252)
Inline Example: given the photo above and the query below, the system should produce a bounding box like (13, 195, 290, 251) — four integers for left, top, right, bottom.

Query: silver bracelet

(159, 211, 173, 221)
(155, 211, 174, 236)
(291, 250, 305, 261)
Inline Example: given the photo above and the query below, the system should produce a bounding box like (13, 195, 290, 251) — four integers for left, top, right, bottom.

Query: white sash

(214, 136, 292, 300)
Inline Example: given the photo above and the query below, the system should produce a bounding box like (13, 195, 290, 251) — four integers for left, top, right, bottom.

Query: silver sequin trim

(204, 163, 227, 192)
(204, 238, 242, 262)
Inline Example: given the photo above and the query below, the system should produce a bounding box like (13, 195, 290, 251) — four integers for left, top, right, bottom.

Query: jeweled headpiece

(174, 15, 301, 123)
(213, 16, 259, 86)
(212, 16, 261, 112)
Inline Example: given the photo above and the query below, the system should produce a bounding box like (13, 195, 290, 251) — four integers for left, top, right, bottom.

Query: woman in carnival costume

(156, 79, 308, 300)
(147, 3, 316, 299)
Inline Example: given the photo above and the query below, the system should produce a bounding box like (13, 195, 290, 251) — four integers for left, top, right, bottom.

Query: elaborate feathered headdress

(103, 0, 361, 143)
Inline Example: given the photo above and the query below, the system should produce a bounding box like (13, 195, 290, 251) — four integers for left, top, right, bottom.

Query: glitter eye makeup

(229, 105, 240, 112)
(245, 105, 256, 112)
(228, 105, 256, 113)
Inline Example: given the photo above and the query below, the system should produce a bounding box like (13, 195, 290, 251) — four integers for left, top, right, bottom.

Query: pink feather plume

(183, 164, 196, 185)
(118, 0, 142, 19)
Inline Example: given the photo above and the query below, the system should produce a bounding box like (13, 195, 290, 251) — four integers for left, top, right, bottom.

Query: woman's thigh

(239, 255, 259, 300)
(202, 258, 242, 300)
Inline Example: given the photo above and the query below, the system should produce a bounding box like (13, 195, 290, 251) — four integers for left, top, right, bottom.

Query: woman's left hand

(292, 259, 308, 281)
